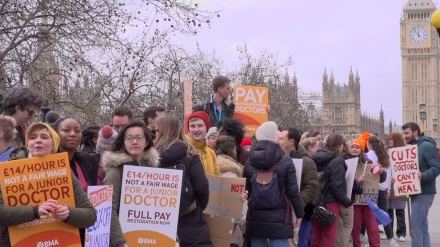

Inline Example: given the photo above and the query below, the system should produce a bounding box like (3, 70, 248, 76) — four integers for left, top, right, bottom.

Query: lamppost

(419, 102, 426, 134)
(41, 100, 50, 122)
(431, 9, 440, 37)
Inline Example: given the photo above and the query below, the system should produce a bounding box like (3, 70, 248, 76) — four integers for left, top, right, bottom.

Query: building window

(335, 107, 342, 122)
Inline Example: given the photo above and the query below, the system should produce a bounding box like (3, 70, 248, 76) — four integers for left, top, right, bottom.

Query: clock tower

(401, 0, 439, 141)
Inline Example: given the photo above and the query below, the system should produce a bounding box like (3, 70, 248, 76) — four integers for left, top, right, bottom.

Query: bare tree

(0, 0, 220, 126)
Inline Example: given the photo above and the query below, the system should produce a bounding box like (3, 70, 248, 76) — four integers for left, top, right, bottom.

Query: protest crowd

(0, 75, 439, 247)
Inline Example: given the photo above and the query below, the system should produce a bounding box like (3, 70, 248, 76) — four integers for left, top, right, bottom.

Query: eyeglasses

(26, 109, 35, 116)
(124, 135, 146, 142)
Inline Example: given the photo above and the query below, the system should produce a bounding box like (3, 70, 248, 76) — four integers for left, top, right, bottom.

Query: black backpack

(162, 157, 196, 216)
(250, 162, 284, 210)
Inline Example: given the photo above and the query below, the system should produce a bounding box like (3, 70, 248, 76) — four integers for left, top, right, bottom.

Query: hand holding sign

(54, 205, 70, 221)
(38, 199, 58, 217)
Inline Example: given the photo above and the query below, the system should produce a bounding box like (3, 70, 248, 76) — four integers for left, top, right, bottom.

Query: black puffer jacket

(244, 140, 304, 239)
(312, 149, 352, 208)
(158, 142, 212, 247)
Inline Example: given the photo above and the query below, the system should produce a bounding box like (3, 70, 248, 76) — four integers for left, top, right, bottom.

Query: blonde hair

(0, 116, 16, 144)
(301, 137, 319, 152)
(154, 115, 197, 155)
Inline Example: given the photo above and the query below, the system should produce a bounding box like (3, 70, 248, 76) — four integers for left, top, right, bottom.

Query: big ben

(401, 0, 439, 141)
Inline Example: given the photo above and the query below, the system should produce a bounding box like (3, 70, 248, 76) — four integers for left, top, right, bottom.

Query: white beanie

(206, 127, 218, 140)
(96, 125, 118, 154)
(255, 121, 279, 142)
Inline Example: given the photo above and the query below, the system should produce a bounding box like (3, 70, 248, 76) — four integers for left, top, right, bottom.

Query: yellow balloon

(431, 9, 440, 28)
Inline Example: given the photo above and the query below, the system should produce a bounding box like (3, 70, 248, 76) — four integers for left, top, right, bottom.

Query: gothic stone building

(312, 68, 385, 140)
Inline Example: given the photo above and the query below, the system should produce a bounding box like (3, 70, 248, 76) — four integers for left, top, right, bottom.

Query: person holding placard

(365, 135, 398, 247)
(278, 128, 319, 247)
(310, 133, 352, 247)
(0, 122, 97, 247)
(348, 135, 381, 247)
(387, 133, 408, 242)
(101, 120, 160, 247)
(154, 115, 212, 247)
(401, 122, 440, 247)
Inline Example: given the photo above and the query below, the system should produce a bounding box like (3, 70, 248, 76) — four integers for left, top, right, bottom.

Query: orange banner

(233, 85, 269, 137)
(184, 78, 193, 133)
(0, 152, 81, 247)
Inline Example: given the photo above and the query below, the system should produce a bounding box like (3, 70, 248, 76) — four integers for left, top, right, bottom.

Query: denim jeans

(411, 194, 435, 247)
(251, 238, 287, 247)
(298, 220, 312, 247)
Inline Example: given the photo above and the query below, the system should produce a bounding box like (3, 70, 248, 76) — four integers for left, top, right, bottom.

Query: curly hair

(1, 87, 43, 116)
(368, 135, 390, 168)
(218, 118, 245, 145)
(215, 136, 236, 158)
(0, 116, 16, 143)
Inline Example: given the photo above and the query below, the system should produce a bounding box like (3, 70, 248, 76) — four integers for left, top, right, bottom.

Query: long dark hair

(112, 120, 154, 153)
(368, 135, 390, 168)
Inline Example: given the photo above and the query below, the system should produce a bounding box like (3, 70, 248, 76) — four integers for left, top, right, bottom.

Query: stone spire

(293, 72, 297, 86)
(330, 70, 334, 85)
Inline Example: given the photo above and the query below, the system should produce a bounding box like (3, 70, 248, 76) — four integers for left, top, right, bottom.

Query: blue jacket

(417, 136, 440, 194)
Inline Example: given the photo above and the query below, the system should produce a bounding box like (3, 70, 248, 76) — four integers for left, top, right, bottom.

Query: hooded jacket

(101, 148, 160, 247)
(158, 142, 212, 247)
(243, 140, 304, 239)
(0, 148, 97, 247)
(416, 136, 440, 194)
(312, 149, 352, 208)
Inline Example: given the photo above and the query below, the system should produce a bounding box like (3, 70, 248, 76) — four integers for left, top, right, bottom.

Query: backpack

(166, 159, 196, 215)
(250, 162, 284, 210)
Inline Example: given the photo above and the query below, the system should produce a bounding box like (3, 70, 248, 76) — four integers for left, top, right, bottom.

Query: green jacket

(0, 148, 97, 247)
(101, 148, 160, 247)
(416, 136, 440, 194)
(289, 145, 319, 205)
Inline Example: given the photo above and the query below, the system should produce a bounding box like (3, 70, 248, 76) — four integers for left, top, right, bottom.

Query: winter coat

(10, 126, 24, 149)
(158, 142, 212, 247)
(70, 150, 97, 186)
(217, 154, 244, 177)
(289, 145, 319, 205)
(244, 140, 304, 239)
(289, 144, 319, 221)
(236, 145, 249, 168)
(186, 136, 220, 175)
(193, 94, 235, 127)
(416, 136, 440, 194)
(101, 148, 160, 247)
(312, 149, 352, 208)
(0, 148, 97, 247)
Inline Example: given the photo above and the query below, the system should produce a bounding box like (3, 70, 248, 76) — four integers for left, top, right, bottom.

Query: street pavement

(374, 178, 440, 247)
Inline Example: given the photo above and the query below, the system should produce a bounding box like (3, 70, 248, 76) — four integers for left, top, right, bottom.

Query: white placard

(120, 166, 183, 246)
(292, 158, 303, 223)
(345, 157, 359, 198)
(85, 185, 113, 247)
(389, 145, 421, 196)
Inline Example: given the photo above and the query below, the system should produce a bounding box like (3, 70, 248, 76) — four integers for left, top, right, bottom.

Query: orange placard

(0, 152, 81, 247)
(184, 78, 193, 133)
(233, 85, 269, 137)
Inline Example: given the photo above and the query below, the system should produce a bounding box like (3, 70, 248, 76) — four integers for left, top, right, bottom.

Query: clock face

(409, 26, 429, 45)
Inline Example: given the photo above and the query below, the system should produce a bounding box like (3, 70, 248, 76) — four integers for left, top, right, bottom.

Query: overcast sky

(167, 0, 423, 125)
